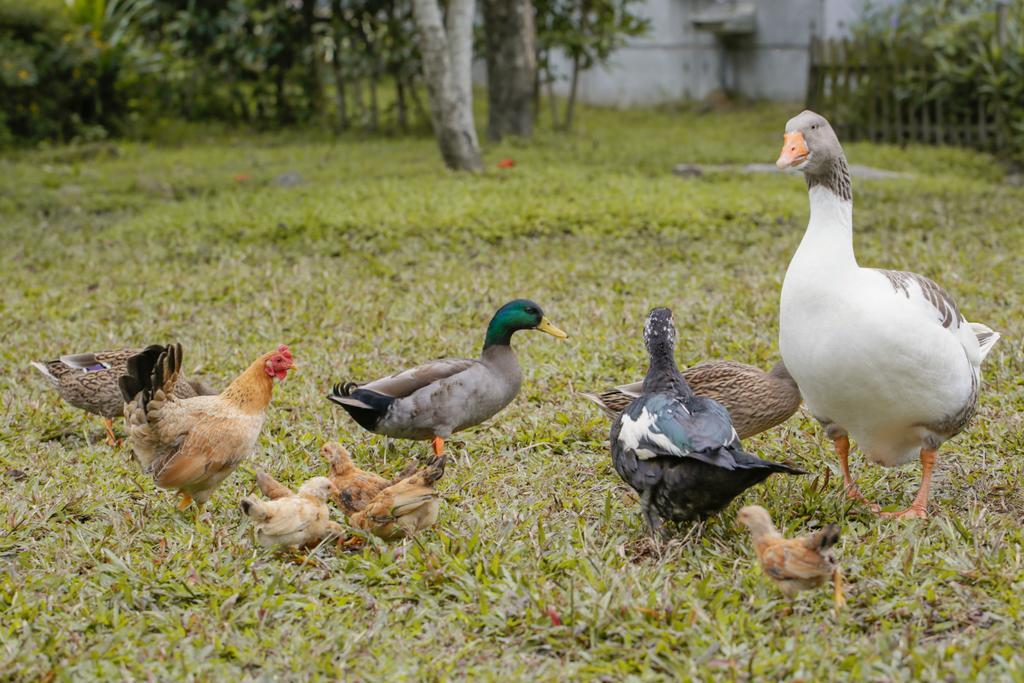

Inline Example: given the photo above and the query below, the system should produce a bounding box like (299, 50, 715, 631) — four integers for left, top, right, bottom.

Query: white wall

(521, 0, 897, 106)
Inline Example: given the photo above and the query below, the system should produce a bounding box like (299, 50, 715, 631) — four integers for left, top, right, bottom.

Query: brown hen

(120, 343, 294, 511)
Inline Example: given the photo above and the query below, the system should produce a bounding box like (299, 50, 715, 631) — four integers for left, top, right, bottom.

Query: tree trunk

(331, 38, 350, 129)
(563, 52, 580, 132)
(275, 67, 292, 125)
(546, 70, 558, 130)
(395, 76, 408, 130)
(411, 0, 483, 171)
(482, 0, 535, 140)
(369, 68, 380, 131)
(408, 77, 430, 127)
(300, 0, 324, 118)
(532, 52, 542, 124)
(352, 76, 366, 125)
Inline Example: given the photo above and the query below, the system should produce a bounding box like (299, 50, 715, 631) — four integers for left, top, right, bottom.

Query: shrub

(0, 0, 152, 144)
(852, 0, 1024, 157)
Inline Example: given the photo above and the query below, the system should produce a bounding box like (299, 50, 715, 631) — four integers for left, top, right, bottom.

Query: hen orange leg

(431, 436, 445, 458)
(880, 448, 935, 519)
(176, 493, 194, 511)
(835, 436, 880, 512)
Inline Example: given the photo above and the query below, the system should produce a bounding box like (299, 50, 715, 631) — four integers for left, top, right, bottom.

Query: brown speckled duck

(31, 346, 215, 445)
(582, 360, 801, 440)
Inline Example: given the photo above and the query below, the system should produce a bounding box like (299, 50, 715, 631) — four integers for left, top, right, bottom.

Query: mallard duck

(582, 360, 800, 439)
(327, 299, 567, 457)
(31, 346, 214, 446)
(610, 308, 805, 535)
(776, 110, 1000, 518)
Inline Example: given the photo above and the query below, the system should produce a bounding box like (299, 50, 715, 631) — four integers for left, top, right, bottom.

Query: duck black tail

(327, 382, 393, 432)
(421, 453, 448, 485)
(764, 460, 807, 475)
(731, 447, 806, 475)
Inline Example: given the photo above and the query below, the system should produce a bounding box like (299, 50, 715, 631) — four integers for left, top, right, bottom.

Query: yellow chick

(240, 474, 343, 550)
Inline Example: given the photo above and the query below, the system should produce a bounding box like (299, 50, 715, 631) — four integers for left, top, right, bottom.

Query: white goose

(776, 110, 1000, 518)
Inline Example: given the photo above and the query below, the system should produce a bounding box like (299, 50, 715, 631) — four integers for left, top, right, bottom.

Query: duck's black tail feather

(327, 382, 393, 431)
(421, 453, 448, 484)
(731, 447, 806, 475)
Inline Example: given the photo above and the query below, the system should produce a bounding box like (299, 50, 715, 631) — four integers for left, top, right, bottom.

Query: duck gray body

(328, 299, 566, 446)
(356, 346, 522, 440)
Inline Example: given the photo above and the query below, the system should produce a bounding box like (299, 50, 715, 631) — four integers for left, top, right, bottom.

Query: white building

(546, 0, 894, 105)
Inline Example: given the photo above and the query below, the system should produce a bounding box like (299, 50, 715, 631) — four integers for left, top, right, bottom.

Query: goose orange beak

(776, 132, 809, 169)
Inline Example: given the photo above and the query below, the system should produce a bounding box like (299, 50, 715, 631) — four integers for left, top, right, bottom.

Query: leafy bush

(1, 0, 653, 143)
(852, 0, 1024, 157)
(0, 0, 154, 144)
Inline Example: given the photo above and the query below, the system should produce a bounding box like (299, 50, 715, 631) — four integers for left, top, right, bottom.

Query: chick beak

(776, 132, 809, 170)
(535, 317, 568, 339)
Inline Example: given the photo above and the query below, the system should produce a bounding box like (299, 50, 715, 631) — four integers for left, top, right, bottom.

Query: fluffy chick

(736, 505, 845, 607)
(349, 455, 447, 541)
(321, 441, 418, 515)
(240, 475, 343, 550)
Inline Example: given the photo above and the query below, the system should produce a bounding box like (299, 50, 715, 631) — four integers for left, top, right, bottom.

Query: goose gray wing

(875, 269, 965, 330)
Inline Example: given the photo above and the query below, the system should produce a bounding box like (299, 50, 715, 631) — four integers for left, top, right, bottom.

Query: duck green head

(483, 299, 568, 349)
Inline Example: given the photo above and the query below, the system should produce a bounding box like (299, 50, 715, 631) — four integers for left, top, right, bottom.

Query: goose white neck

(797, 185, 856, 267)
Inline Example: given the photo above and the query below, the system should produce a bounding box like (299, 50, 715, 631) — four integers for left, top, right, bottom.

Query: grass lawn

(1, 102, 1022, 680)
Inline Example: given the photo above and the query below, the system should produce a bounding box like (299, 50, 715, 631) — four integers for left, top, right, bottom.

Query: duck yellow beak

(535, 317, 568, 339)
(776, 131, 809, 169)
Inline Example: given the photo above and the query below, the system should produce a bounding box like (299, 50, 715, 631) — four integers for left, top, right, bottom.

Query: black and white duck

(583, 359, 800, 440)
(610, 308, 805, 535)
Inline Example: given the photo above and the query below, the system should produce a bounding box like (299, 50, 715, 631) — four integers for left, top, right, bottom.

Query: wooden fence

(806, 37, 1009, 151)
